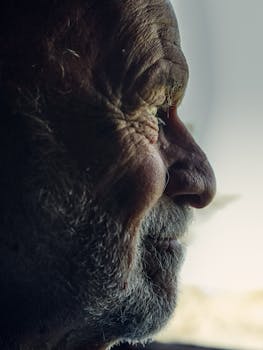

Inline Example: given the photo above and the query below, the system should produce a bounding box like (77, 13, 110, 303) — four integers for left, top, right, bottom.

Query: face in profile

(0, 1, 216, 349)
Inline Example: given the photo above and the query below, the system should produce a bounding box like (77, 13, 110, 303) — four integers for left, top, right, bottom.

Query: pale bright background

(156, 1, 263, 349)
(172, 0, 263, 294)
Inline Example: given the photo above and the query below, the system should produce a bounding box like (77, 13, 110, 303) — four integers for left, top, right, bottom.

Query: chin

(114, 248, 185, 343)
(97, 196, 191, 344)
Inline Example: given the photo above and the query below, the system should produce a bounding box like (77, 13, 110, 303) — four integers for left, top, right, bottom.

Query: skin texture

(0, 1, 216, 349)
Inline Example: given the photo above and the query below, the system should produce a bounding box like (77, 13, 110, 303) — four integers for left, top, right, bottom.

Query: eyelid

(154, 82, 185, 127)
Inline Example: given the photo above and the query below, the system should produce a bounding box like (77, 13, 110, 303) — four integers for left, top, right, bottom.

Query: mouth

(138, 197, 192, 282)
(147, 234, 186, 253)
(141, 234, 186, 293)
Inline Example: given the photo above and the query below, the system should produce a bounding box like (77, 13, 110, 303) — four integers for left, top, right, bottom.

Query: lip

(143, 234, 186, 283)
(147, 234, 185, 252)
(156, 238, 180, 251)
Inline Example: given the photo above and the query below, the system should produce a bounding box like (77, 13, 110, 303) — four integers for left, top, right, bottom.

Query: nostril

(174, 194, 202, 208)
(175, 193, 212, 209)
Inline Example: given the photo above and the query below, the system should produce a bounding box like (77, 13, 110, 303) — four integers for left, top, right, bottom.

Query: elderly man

(0, 1, 216, 349)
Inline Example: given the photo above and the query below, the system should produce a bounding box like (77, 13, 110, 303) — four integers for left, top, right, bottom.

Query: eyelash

(156, 108, 167, 127)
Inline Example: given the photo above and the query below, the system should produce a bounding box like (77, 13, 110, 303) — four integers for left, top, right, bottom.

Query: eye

(156, 108, 167, 128)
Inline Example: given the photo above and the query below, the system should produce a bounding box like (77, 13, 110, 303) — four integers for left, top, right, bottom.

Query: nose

(160, 106, 216, 208)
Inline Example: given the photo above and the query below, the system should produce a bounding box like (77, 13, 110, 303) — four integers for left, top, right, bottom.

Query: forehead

(88, 1, 187, 86)
(91, 0, 181, 45)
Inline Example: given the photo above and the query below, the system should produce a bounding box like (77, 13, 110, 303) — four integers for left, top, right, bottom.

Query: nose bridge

(163, 107, 216, 208)
(163, 107, 207, 165)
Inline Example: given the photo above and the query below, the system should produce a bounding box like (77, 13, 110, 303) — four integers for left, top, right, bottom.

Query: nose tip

(164, 159, 216, 208)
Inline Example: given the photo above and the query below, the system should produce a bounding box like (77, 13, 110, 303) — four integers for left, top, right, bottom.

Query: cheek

(136, 150, 166, 208)
(114, 147, 166, 272)
(118, 146, 166, 223)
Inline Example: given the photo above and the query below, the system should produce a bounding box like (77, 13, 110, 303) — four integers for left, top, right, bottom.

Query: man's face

(0, 0, 216, 349)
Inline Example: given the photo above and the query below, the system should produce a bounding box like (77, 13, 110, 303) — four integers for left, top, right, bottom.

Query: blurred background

(155, 1, 263, 349)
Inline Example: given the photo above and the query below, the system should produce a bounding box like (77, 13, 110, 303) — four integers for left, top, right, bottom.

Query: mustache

(139, 195, 193, 241)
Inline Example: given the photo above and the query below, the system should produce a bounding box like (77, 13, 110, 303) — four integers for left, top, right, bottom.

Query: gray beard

(57, 197, 192, 348)
(0, 113, 192, 349)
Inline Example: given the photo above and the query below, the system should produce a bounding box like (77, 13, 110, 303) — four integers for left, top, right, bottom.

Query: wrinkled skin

(0, 1, 216, 349)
